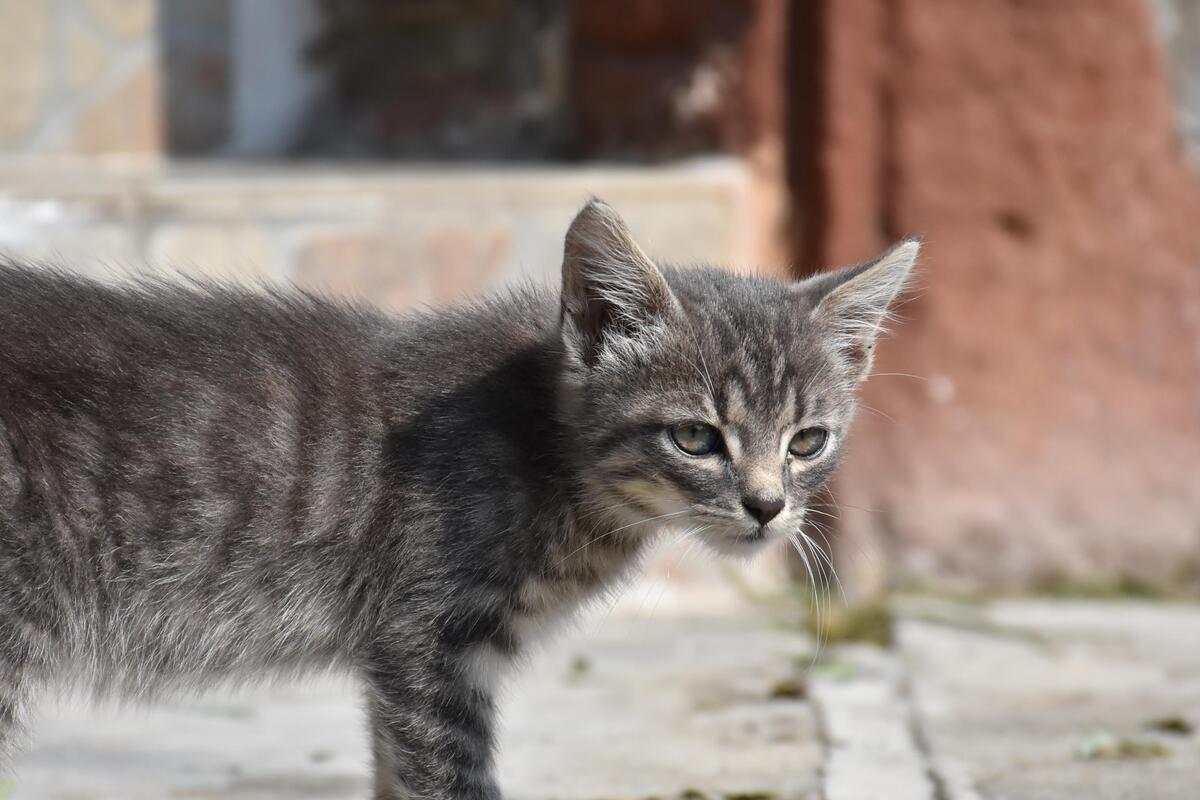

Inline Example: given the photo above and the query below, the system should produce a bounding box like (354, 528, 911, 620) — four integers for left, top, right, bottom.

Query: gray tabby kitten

(0, 199, 917, 798)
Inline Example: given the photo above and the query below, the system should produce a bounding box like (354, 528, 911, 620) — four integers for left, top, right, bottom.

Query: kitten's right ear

(560, 198, 677, 367)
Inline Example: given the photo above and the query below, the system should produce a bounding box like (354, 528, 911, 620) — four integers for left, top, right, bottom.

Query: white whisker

(554, 510, 691, 568)
(784, 531, 826, 664)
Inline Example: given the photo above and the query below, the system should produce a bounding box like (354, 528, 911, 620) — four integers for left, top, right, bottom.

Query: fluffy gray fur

(0, 199, 917, 798)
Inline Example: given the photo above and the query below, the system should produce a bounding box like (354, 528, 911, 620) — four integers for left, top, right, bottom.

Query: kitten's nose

(742, 497, 785, 526)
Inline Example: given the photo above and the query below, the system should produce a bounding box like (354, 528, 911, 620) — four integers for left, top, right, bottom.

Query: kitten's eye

(788, 427, 828, 459)
(669, 422, 721, 456)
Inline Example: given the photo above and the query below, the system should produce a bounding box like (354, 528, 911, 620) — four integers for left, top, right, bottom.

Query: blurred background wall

(0, 0, 1197, 595)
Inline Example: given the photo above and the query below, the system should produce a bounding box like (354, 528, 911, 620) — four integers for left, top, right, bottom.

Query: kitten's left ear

(796, 237, 920, 381)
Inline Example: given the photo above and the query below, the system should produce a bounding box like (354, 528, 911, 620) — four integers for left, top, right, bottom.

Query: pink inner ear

(563, 263, 635, 367)
(575, 287, 616, 365)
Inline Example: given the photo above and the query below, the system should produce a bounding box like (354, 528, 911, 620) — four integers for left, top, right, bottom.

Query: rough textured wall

(809, 0, 1200, 591)
(0, 0, 161, 157)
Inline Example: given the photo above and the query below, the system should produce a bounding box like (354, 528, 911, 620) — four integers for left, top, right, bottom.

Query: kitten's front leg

(367, 697, 404, 800)
(364, 647, 501, 800)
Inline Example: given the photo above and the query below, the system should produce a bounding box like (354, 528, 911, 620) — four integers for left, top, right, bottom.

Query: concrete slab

(898, 599, 1200, 800)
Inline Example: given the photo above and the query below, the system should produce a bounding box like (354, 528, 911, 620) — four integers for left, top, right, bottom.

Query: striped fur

(0, 199, 915, 798)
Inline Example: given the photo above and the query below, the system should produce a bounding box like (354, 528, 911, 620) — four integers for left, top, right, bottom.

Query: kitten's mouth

(693, 522, 776, 557)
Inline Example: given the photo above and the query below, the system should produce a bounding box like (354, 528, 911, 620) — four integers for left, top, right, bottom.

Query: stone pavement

(8, 592, 1200, 799)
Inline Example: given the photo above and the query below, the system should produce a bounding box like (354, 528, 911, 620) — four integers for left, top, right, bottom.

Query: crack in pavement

(810, 647, 968, 800)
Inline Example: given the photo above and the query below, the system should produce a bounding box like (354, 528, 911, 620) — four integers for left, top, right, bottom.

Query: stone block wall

(0, 161, 760, 309)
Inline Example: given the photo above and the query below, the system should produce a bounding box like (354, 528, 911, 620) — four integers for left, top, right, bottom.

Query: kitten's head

(558, 199, 918, 556)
